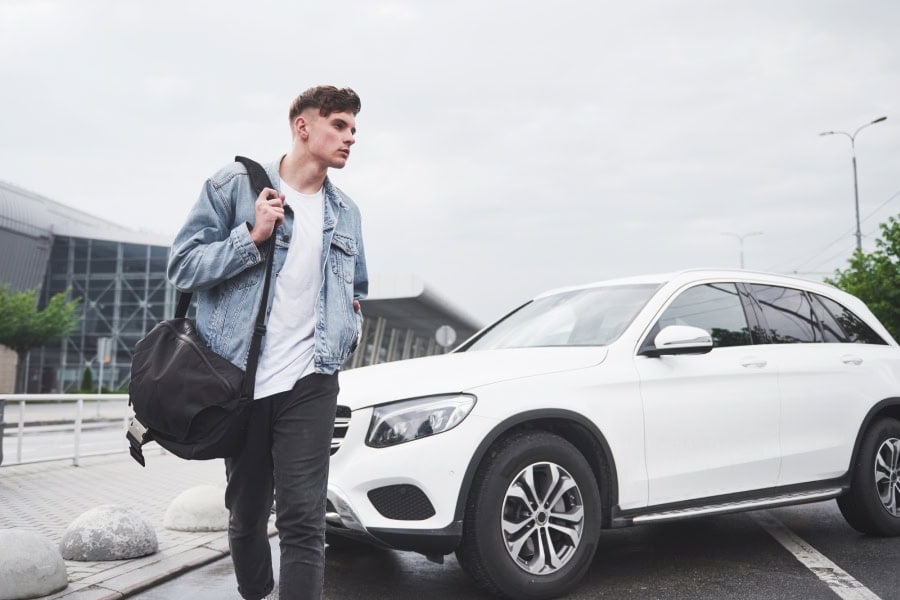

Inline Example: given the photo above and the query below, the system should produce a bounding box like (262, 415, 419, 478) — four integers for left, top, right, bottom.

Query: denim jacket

(167, 158, 368, 378)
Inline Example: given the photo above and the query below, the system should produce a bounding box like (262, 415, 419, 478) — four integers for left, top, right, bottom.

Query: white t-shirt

(253, 181, 324, 398)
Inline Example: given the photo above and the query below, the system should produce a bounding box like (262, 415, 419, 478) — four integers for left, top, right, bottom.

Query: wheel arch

(454, 409, 619, 528)
(848, 397, 900, 474)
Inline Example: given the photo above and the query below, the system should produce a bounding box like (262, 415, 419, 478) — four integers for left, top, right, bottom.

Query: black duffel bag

(127, 156, 275, 466)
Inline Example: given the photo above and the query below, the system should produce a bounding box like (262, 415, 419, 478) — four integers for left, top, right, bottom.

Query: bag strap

(174, 156, 278, 400)
(235, 156, 277, 400)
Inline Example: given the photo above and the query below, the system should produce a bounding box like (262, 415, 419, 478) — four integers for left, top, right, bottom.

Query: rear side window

(808, 294, 846, 343)
(748, 285, 818, 343)
(810, 293, 887, 345)
(652, 283, 751, 348)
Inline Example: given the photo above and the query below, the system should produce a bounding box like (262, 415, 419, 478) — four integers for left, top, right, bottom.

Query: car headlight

(366, 394, 476, 448)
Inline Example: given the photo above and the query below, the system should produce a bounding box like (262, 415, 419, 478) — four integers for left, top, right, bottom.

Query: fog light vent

(367, 485, 436, 520)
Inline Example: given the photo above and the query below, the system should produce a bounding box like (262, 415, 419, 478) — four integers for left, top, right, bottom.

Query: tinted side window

(809, 294, 848, 343)
(654, 283, 751, 348)
(812, 293, 887, 345)
(749, 285, 818, 343)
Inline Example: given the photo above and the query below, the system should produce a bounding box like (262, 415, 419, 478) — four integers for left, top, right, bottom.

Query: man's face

(302, 110, 356, 169)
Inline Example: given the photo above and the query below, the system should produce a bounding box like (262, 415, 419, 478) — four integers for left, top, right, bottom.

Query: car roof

(534, 268, 839, 299)
(525, 269, 896, 347)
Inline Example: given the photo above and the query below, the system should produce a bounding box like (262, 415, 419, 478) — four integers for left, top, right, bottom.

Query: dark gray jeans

(225, 372, 339, 600)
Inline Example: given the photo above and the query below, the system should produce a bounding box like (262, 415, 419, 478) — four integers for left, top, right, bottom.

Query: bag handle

(174, 156, 278, 400)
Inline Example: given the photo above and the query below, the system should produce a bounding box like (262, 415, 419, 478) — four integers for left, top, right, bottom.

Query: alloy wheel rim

(500, 461, 585, 575)
(874, 437, 900, 517)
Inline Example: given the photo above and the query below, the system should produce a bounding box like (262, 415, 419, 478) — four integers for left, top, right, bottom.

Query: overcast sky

(2, 0, 898, 325)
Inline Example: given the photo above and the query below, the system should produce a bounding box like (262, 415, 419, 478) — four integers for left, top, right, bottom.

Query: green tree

(827, 215, 900, 341)
(0, 285, 80, 465)
(80, 366, 94, 393)
(0, 285, 81, 391)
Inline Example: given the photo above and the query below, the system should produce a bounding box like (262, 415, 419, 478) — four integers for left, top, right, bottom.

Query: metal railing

(0, 393, 148, 467)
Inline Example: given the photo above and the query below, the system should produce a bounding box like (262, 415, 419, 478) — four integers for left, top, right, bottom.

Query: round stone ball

(59, 504, 158, 561)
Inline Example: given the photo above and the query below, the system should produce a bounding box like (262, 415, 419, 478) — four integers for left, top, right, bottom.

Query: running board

(626, 488, 843, 525)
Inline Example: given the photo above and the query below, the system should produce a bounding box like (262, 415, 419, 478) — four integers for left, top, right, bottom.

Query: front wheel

(456, 430, 601, 599)
(837, 417, 900, 536)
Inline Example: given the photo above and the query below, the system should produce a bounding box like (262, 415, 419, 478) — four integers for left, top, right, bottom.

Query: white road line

(752, 511, 881, 600)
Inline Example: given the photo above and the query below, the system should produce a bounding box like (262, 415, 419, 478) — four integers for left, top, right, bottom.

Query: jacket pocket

(330, 233, 358, 285)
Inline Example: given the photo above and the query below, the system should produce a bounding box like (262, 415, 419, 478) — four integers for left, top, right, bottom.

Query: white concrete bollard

(164, 485, 229, 532)
(0, 529, 68, 600)
(59, 504, 158, 561)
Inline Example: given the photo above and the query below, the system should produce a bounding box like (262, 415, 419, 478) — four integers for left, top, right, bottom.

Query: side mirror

(641, 325, 713, 357)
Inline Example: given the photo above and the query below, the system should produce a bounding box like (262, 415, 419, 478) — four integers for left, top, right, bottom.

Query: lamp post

(820, 116, 887, 252)
(722, 231, 762, 269)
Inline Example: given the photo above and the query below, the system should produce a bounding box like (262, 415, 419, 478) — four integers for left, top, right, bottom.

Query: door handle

(740, 357, 767, 368)
(842, 355, 863, 366)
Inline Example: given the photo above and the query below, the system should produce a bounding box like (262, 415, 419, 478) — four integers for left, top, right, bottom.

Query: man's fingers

(257, 188, 286, 208)
(255, 203, 284, 219)
(257, 187, 277, 202)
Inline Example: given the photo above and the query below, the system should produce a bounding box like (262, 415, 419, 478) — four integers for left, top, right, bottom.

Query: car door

(747, 284, 895, 485)
(634, 282, 781, 505)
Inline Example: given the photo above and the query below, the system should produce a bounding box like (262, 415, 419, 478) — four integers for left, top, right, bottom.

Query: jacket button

(283, 235, 290, 242)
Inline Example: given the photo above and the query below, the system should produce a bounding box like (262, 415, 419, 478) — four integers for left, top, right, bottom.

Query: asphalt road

(7, 405, 897, 598)
(132, 500, 900, 599)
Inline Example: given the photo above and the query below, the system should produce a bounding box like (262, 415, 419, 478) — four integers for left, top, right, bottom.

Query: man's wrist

(246, 222, 264, 245)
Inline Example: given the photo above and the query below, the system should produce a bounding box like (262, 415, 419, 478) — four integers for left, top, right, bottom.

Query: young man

(167, 86, 367, 600)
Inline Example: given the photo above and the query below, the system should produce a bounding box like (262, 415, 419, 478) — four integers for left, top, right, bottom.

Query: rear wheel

(838, 417, 900, 536)
(456, 430, 601, 599)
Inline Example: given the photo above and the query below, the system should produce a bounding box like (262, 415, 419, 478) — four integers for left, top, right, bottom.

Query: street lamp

(820, 116, 888, 252)
(722, 231, 763, 269)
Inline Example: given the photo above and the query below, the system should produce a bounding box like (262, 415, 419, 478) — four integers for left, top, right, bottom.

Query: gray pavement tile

(0, 450, 275, 599)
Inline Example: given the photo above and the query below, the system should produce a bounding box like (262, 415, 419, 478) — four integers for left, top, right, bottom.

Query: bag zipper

(160, 321, 243, 394)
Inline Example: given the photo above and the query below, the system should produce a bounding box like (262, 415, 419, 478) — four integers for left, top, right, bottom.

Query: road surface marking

(752, 511, 881, 600)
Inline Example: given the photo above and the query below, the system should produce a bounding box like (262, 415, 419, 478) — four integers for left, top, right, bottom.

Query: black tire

(455, 430, 601, 599)
(837, 417, 900, 536)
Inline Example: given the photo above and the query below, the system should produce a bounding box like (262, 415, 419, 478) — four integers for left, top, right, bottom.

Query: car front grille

(331, 405, 351, 455)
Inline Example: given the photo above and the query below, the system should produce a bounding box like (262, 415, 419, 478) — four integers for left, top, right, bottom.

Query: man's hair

(289, 86, 361, 122)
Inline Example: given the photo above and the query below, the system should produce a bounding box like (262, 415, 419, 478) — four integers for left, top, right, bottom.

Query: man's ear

(293, 115, 308, 140)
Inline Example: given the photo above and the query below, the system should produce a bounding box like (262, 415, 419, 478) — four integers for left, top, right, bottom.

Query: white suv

(326, 269, 900, 599)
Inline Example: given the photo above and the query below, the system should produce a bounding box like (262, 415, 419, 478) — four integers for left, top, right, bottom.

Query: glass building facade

(350, 316, 440, 369)
(27, 236, 176, 393)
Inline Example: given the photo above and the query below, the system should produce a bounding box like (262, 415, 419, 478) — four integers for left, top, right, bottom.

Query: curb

(46, 528, 277, 599)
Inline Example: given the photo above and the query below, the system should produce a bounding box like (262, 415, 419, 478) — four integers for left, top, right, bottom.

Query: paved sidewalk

(0, 449, 275, 599)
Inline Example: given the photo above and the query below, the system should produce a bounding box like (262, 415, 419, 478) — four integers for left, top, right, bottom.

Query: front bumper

(326, 406, 496, 555)
(326, 485, 463, 554)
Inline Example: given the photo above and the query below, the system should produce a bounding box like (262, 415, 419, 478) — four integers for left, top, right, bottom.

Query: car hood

(338, 346, 608, 410)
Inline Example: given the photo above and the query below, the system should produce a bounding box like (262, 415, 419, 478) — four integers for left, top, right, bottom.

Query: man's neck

(279, 151, 327, 194)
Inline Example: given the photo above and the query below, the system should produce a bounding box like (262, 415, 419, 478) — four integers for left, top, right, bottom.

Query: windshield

(462, 284, 660, 351)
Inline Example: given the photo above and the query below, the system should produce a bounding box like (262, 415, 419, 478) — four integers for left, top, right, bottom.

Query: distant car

(326, 269, 900, 599)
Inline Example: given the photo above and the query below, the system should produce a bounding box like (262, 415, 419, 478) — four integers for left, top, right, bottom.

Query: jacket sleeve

(353, 211, 369, 302)
(167, 176, 262, 292)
